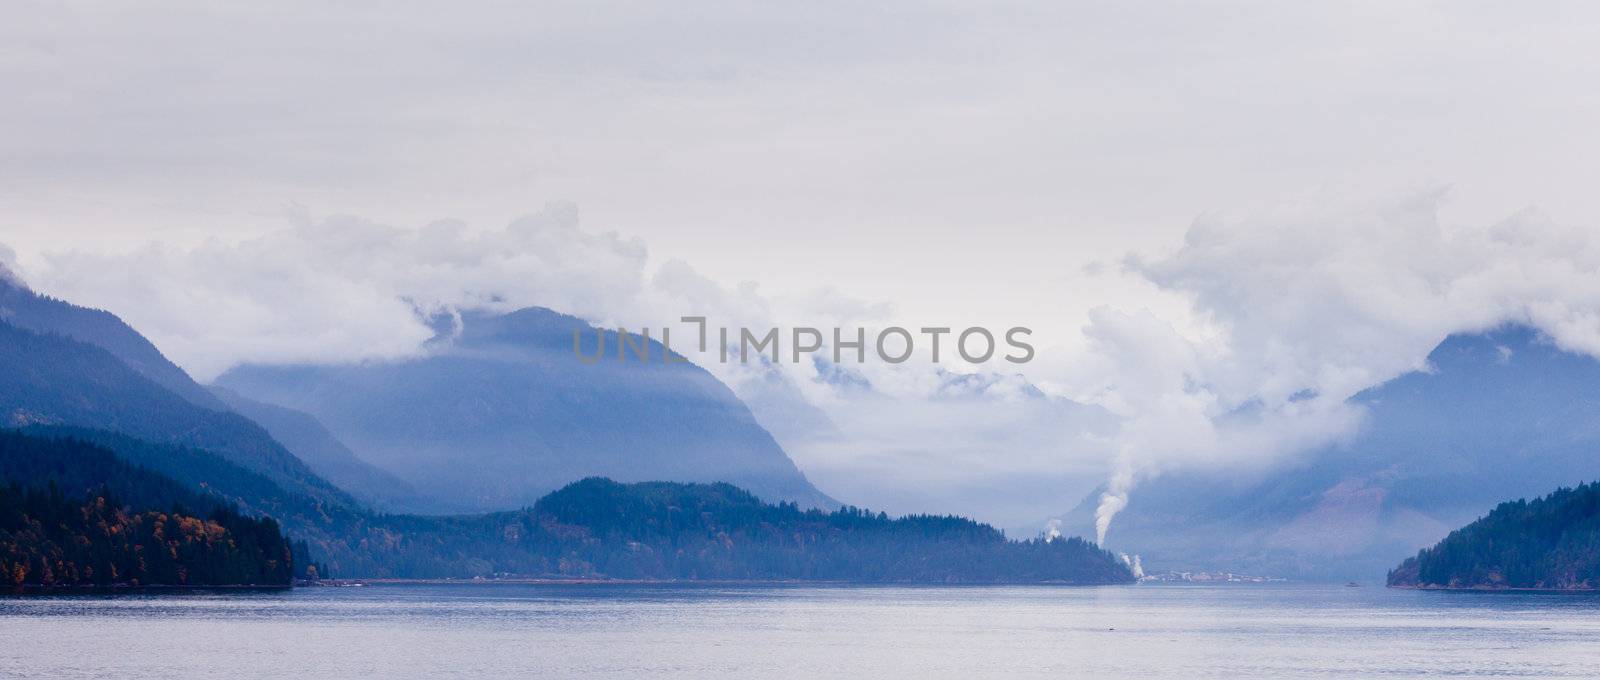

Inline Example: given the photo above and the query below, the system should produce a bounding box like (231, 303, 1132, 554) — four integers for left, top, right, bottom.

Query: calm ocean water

(2, 582, 1597, 679)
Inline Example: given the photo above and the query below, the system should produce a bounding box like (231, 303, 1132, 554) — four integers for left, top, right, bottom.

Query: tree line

(4, 429, 1131, 584)
(1389, 480, 1600, 589)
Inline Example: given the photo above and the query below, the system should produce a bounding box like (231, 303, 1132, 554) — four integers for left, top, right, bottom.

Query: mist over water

(4, 583, 1597, 679)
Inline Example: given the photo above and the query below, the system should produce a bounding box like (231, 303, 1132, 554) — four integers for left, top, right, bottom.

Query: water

(2, 583, 1597, 679)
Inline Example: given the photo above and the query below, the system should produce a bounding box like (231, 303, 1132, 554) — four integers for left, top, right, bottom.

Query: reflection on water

(3, 583, 1598, 679)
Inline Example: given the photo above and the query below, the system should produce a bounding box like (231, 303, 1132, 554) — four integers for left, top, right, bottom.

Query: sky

(6, 1, 1600, 531)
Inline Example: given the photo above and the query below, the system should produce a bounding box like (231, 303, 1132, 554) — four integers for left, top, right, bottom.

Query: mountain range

(0, 276, 895, 579)
(14, 265, 1600, 584)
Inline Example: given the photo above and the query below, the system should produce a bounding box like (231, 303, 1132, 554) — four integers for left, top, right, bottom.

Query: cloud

(1082, 191, 1600, 539)
(26, 203, 649, 379)
(1131, 192, 1600, 408)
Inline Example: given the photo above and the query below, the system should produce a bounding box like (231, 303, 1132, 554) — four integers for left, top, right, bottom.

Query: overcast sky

(7, 1, 1600, 528)
(9, 2, 1600, 334)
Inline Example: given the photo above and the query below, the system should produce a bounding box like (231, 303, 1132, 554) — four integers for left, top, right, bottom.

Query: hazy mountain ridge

(0, 276, 411, 509)
(0, 278, 227, 410)
(1063, 325, 1600, 581)
(0, 318, 359, 510)
(208, 386, 431, 512)
(217, 306, 838, 512)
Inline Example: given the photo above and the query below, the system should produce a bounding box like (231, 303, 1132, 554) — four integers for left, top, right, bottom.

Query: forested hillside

(7, 427, 1128, 583)
(514, 478, 1132, 582)
(1388, 481, 1600, 589)
(0, 319, 358, 510)
(0, 431, 294, 587)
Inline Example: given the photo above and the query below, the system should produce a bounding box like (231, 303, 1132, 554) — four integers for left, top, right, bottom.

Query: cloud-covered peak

(1085, 192, 1600, 541)
(0, 244, 27, 290)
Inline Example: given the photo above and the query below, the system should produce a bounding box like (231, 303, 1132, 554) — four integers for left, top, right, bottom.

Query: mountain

(0, 317, 357, 510)
(0, 278, 226, 409)
(1389, 481, 1600, 589)
(1059, 325, 1600, 581)
(216, 307, 837, 512)
(0, 429, 295, 587)
(0, 276, 412, 508)
(208, 386, 428, 512)
(0, 278, 417, 574)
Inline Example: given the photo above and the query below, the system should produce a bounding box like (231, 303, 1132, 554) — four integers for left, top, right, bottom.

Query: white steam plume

(1043, 518, 1063, 542)
(1094, 459, 1133, 546)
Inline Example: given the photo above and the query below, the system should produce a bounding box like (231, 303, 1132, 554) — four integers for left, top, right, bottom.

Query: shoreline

(6, 584, 293, 595)
(1388, 584, 1600, 593)
(305, 577, 1137, 587)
